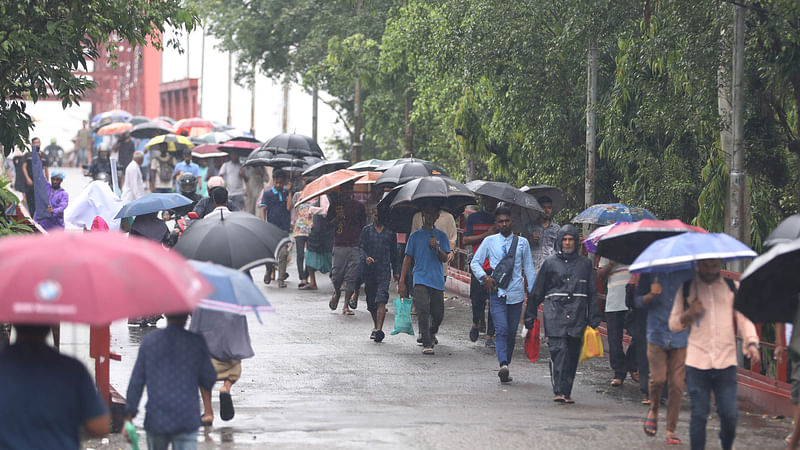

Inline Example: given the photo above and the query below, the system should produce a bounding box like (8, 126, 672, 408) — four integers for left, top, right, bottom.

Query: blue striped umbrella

(629, 233, 756, 274)
(572, 203, 657, 225)
(188, 260, 274, 322)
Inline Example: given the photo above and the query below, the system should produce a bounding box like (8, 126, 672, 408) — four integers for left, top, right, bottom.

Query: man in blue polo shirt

(260, 169, 292, 287)
(399, 203, 450, 355)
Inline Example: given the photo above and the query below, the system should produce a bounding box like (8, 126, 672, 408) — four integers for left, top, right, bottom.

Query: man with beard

(525, 224, 601, 403)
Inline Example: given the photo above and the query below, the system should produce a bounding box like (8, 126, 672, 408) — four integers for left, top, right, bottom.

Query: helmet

(178, 173, 197, 194)
(207, 176, 225, 189)
(50, 138, 57, 144)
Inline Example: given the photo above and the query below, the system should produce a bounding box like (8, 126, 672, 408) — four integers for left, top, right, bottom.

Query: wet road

(43, 167, 790, 449)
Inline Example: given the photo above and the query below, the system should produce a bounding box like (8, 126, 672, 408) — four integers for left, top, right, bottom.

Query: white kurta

(121, 160, 145, 203)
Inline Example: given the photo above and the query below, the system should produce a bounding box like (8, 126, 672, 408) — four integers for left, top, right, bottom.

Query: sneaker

(498, 365, 511, 383)
(370, 329, 377, 340)
(469, 327, 479, 342)
(374, 330, 385, 343)
(422, 346, 434, 355)
(485, 337, 495, 348)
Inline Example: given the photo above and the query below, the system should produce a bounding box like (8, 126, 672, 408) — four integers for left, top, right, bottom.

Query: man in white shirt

(218, 154, 245, 211)
(121, 151, 145, 203)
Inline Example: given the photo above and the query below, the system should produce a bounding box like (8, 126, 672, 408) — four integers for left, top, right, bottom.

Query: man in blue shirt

(470, 206, 535, 383)
(635, 269, 693, 444)
(260, 169, 292, 287)
(172, 150, 202, 193)
(463, 195, 499, 347)
(399, 204, 451, 355)
(0, 324, 109, 449)
(124, 313, 217, 449)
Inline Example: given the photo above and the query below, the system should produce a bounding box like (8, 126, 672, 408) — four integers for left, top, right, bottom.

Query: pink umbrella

(0, 231, 212, 325)
(596, 219, 708, 264)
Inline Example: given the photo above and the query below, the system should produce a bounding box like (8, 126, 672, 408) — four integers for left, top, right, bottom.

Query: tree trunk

(312, 87, 318, 142)
(404, 90, 414, 157)
(352, 78, 362, 162)
(281, 75, 290, 133)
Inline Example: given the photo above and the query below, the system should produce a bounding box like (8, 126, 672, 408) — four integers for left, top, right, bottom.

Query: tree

(0, 0, 199, 157)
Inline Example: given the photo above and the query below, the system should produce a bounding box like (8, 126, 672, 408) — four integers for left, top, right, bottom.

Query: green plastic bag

(391, 297, 415, 336)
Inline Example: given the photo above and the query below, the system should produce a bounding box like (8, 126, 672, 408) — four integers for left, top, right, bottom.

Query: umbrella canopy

(262, 133, 324, 158)
(245, 154, 304, 170)
(198, 131, 236, 144)
(226, 135, 261, 144)
(389, 176, 475, 214)
(129, 115, 150, 126)
(735, 238, 800, 323)
(189, 260, 274, 318)
(145, 133, 195, 153)
(295, 169, 365, 206)
(154, 116, 176, 125)
(0, 231, 211, 325)
(348, 159, 386, 172)
(175, 117, 215, 136)
(192, 144, 227, 159)
(244, 148, 275, 166)
(764, 214, 800, 249)
(573, 203, 657, 226)
(130, 212, 169, 242)
(219, 139, 260, 154)
(596, 219, 708, 264)
(174, 211, 290, 271)
(130, 121, 174, 140)
(354, 171, 383, 185)
(115, 193, 193, 219)
(302, 159, 349, 177)
(91, 109, 131, 131)
(521, 185, 567, 216)
(375, 157, 432, 171)
(374, 161, 449, 190)
(96, 122, 133, 136)
(582, 223, 621, 254)
(465, 180, 543, 212)
(629, 232, 756, 274)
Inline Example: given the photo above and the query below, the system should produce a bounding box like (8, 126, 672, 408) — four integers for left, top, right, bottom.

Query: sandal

(643, 417, 657, 437)
(553, 395, 566, 403)
(300, 284, 317, 290)
(641, 397, 651, 405)
(329, 293, 339, 311)
(219, 391, 235, 421)
(611, 378, 623, 387)
(343, 309, 355, 315)
(665, 434, 682, 445)
(563, 398, 575, 404)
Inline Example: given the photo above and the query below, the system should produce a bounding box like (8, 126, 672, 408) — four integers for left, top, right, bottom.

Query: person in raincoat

(34, 170, 68, 230)
(525, 224, 601, 403)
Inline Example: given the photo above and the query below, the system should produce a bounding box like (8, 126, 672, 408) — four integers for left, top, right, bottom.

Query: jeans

(295, 236, 308, 280)
(470, 274, 495, 336)
(686, 365, 738, 450)
(146, 430, 197, 450)
(606, 310, 636, 379)
(413, 284, 444, 347)
(489, 295, 522, 366)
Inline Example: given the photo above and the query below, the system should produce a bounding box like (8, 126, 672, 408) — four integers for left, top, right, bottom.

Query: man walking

(150, 149, 176, 193)
(635, 269, 694, 444)
(470, 206, 535, 382)
(525, 224, 601, 403)
(597, 258, 636, 387)
(218, 152, 245, 211)
(124, 313, 217, 449)
(358, 205, 398, 342)
(76, 120, 92, 167)
(669, 259, 760, 450)
(528, 195, 560, 272)
(399, 204, 450, 355)
(114, 132, 135, 181)
(327, 184, 366, 315)
(260, 169, 292, 287)
(121, 151, 145, 203)
(463, 195, 499, 347)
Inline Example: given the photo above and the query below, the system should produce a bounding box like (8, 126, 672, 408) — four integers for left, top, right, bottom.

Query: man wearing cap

(34, 170, 68, 230)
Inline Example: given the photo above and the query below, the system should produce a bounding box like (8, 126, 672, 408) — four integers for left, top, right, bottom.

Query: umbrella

(129, 115, 150, 126)
(192, 144, 227, 159)
(764, 214, 800, 249)
(374, 161, 449, 190)
(175, 117, 215, 136)
(375, 157, 432, 171)
(174, 211, 290, 271)
(189, 260, 274, 319)
(302, 159, 349, 177)
(354, 171, 383, 185)
(521, 185, 567, 216)
(219, 139, 260, 155)
(735, 238, 800, 323)
(389, 176, 475, 215)
(582, 223, 622, 254)
(92, 109, 132, 130)
(465, 180, 543, 212)
(145, 133, 195, 153)
(348, 159, 386, 172)
(572, 203, 657, 226)
(115, 193, 193, 219)
(96, 122, 133, 136)
(629, 232, 756, 274)
(130, 121, 174, 140)
(129, 213, 169, 243)
(0, 231, 211, 325)
(227, 136, 262, 144)
(596, 219, 708, 265)
(295, 169, 365, 206)
(154, 116, 176, 125)
(198, 131, 236, 144)
(244, 148, 275, 166)
(262, 133, 324, 158)
(246, 154, 304, 170)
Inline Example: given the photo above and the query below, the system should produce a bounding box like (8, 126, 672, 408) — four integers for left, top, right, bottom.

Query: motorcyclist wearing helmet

(44, 138, 64, 166)
(170, 172, 203, 218)
(88, 146, 112, 182)
(192, 176, 240, 218)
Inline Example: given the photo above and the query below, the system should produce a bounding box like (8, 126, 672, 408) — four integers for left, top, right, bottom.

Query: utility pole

(226, 52, 233, 126)
(729, 5, 747, 270)
(250, 63, 256, 136)
(199, 29, 206, 117)
(404, 90, 414, 157)
(351, 0, 363, 163)
(186, 31, 190, 80)
(584, 41, 598, 236)
(312, 87, 318, 142)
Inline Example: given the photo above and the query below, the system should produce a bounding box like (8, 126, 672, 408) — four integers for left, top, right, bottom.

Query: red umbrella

(192, 144, 227, 159)
(218, 139, 260, 154)
(596, 219, 707, 264)
(0, 231, 212, 325)
(175, 117, 215, 136)
(295, 169, 365, 206)
(96, 121, 133, 136)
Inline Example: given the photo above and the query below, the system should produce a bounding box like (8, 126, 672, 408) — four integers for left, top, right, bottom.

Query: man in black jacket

(525, 224, 601, 403)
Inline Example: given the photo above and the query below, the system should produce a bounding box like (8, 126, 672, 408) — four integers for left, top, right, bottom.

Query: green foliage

(0, 0, 199, 157)
(0, 176, 32, 235)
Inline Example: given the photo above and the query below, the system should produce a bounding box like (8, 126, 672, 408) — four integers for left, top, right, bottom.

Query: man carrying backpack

(668, 259, 760, 450)
(150, 149, 176, 193)
(470, 206, 535, 383)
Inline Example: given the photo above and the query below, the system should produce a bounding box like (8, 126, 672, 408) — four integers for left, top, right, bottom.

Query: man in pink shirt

(669, 259, 760, 450)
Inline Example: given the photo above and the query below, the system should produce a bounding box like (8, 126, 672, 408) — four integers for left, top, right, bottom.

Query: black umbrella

(174, 211, 290, 271)
(764, 214, 800, 249)
(735, 238, 800, 323)
(520, 185, 567, 216)
(154, 116, 176, 125)
(227, 136, 262, 144)
(374, 162, 449, 190)
(465, 180, 543, 212)
(390, 176, 475, 214)
(376, 157, 431, 172)
(244, 154, 306, 170)
(262, 133, 324, 158)
(130, 121, 174, 140)
(302, 159, 349, 177)
(244, 148, 275, 166)
(129, 213, 169, 243)
(129, 115, 150, 126)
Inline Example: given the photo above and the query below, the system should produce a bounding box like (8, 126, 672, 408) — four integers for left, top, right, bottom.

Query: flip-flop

(343, 309, 355, 316)
(300, 284, 317, 290)
(563, 398, 575, 404)
(201, 416, 213, 427)
(665, 434, 682, 445)
(643, 418, 657, 437)
(329, 295, 339, 311)
(220, 391, 235, 421)
(611, 379, 623, 387)
(553, 395, 565, 403)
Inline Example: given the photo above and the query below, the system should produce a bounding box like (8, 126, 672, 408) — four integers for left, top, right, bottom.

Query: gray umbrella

(302, 159, 350, 177)
(764, 214, 800, 249)
(520, 185, 567, 216)
(466, 180, 543, 212)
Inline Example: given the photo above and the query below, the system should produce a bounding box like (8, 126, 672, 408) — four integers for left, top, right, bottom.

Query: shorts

(331, 246, 359, 292)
